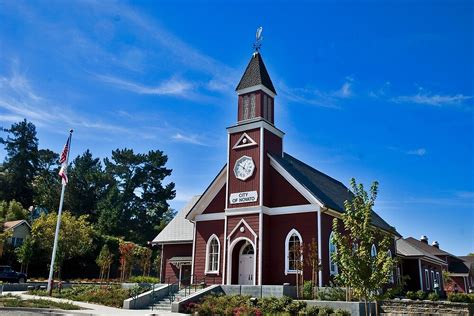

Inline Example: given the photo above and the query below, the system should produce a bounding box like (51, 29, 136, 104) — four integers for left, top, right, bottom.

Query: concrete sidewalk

(2, 292, 185, 316)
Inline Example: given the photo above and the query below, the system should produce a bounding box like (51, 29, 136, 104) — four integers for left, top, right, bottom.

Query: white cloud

(392, 90, 472, 107)
(406, 148, 427, 156)
(332, 76, 354, 98)
(172, 133, 207, 146)
(96, 74, 194, 97)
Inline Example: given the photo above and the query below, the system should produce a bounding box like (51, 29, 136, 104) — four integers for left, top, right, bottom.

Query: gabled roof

(152, 196, 200, 245)
(269, 152, 399, 236)
(3, 220, 31, 231)
(236, 52, 276, 94)
(396, 238, 447, 265)
(404, 237, 454, 257)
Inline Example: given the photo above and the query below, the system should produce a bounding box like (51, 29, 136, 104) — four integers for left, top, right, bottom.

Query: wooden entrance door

(238, 243, 254, 285)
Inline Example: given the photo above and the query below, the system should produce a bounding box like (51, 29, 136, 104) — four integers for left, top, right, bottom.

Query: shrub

(333, 309, 351, 316)
(427, 292, 439, 301)
(316, 287, 346, 301)
(448, 293, 474, 303)
(304, 281, 314, 299)
(284, 300, 306, 314)
(304, 306, 320, 316)
(128, 276, 160, 284)
(405, 291, 417, 300)
(416, 290, 427, 300)
(317, 307, 334, 315)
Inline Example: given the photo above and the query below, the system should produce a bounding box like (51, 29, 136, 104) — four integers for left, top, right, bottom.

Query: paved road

(1, 292, 185, 316)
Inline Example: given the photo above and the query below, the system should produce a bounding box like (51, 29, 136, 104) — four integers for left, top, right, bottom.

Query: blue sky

(0, 1, 472, 255)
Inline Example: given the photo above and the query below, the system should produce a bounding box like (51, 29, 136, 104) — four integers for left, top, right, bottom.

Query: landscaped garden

(0, 293, 80, 310)
(185, 295, 350, 316)
(28, 284, 150, 308)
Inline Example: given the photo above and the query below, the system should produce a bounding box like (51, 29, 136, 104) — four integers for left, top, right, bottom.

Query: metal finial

(253, 26, 263, 52)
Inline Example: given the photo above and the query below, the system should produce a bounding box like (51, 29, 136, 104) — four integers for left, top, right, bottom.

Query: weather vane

(253, 26, 263, 52)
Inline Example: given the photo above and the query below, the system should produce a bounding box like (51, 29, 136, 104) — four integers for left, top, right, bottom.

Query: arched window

(371, 244, 377, 257)
(241, 243, 254, 255)
(205, 235, 220, 273)
(329, 232, 338, 276)
(285, 229, 303, 274)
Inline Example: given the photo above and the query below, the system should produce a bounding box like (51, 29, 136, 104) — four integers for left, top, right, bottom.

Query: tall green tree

(0, 119, 39, 207)
(31, 211, 94, 278)
(65, 150, 107, 222)
(15, 237, 33, 274)
(33, 149, 61, 212)
(332, 178, 396, 316)
(97, 148, 175, 244)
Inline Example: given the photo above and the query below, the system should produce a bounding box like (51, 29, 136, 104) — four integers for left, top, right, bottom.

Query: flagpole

(47, 129, 73, 296)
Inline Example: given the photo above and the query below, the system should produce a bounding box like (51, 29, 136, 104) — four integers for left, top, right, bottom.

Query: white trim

(268, 155, 323, 207)
(329, 231, 338, 276)
(160, 244, 164, 282)
(448, 273, 470, 277)
(187, 168, 227, 220)
(236, 84, 276, 98)
(196, 213, 226, 221)
(225, 206, 262, 215)
(226, 237, 256, 285)
(226, 134, 230, 210)
(425, 269, 430, 290)
(222, 216, 227, 284)
(285, 229, 303, 275)
(431, 270, 435, 289)
(190, 221, 196, 283)
(263, 204, 318, 215)
(228, 120, 284, 139)
(258, 211, 263, 285)
(233, 132, 258, 149)
(259, 126, 264, 207)
(227, 218, 258, 239)
(205, 234, 221, 274)
(318, 207, 322, 287)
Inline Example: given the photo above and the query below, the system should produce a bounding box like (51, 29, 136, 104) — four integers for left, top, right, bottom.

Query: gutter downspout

(318, 206, 323, 287)
(418, 259, 423, 291)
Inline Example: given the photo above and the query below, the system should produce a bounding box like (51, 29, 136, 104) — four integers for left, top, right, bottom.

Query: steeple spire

(235, 52, 276, 95)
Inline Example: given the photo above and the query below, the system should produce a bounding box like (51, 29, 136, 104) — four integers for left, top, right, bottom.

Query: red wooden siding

(264, 164, 309, 207)
(228, 128, 261, 209)
(203, 185, 226, 214)
(262, 212, 317, 285)
(161, 243, 192, 284)
(193, 220, 225, 284)
(420, 259, 444, 292)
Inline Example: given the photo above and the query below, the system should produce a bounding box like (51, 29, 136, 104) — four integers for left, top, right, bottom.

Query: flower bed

(0, 293, 80, 310)
(28, 284, 149, 308)
(185, 294, 350, 315)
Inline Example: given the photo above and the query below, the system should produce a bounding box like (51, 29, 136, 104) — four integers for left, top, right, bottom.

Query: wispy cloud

(332, 76, 354, 98)
(406, 148, 427, 156)
(96, 74, 194, 97)
(172, 133, 208, 146)
(392, 87, 473, 107)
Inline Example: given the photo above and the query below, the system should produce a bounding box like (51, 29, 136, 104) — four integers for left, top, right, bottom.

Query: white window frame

(436, 271, 441, 286)
(425, 269, 430, 290)
(371, 244, 377, 257)
(329, 231, 338, 276)
(285, 229, 303, 275)
(431, 270, 435, 289)
(205, 234, 220, 274)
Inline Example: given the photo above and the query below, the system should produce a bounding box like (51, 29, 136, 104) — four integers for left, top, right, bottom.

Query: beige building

(3, 220, 31, 247)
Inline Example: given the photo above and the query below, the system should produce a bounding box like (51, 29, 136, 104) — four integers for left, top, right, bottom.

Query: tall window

(243, 96, 249, 120)
(388, 250, 394, 283)
(371, 244, 377, 257)
(250, 94, 256, 118)
(425, 269, 430, 290)
(263, 94, 268, 120)
(329, 232, 338, 276)
(268, 98, 273, 122)
(431, 270, 435, 288)
(285, 229, 302, 274)
(205, 235, 220, 273)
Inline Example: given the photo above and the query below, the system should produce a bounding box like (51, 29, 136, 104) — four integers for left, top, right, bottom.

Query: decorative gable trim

(186, 166, 227, 220)
(227, 218, 258, 240)
(268, 154, 324, 207)
(232, 132, 258, 149)
(236, 84, 276, 98)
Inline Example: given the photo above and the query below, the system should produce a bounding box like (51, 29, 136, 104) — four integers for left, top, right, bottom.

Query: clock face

(234, 156, 255, 181)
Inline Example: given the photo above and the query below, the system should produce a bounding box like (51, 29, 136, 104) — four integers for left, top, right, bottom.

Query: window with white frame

(329, 232, 338, 276)
(205, 235, 220, 273)
(436, 272, 441, 287)
(431, 270, 435, 288)
(285, 229, 302, 274)
(425, 269, 430, 290)
(371, 244, 377, 257)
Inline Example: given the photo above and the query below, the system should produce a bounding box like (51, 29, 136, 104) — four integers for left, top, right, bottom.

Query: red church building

(153, 51, 399, 287)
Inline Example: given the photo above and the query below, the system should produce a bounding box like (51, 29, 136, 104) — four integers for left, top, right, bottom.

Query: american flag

(58, 136, 70, 185)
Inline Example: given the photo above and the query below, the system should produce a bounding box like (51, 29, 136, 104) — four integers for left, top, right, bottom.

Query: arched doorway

(238, 242, 255, 285)
(228, 238, 256, 285)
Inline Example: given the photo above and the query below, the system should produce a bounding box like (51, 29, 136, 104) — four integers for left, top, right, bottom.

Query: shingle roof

(270, 152, 399, 235)
(236, 52, 276, 94)
(405, 237, 453, 257)
(152, 196, 200, 244)
(396, 238, 447, 265)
